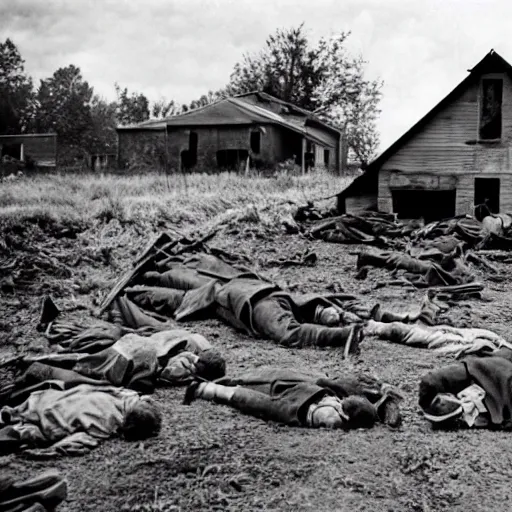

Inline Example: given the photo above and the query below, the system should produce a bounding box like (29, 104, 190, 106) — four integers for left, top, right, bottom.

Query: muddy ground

(2, 218, 512, 512)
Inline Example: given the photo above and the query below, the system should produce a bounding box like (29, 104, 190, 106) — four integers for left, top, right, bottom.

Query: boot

(344, 324, 364, 359)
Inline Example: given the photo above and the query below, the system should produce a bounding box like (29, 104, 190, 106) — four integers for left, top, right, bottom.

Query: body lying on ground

(419, 346, 512, 429)
(108, 253, 438, 355)
(356, 248, 473, 287)
(365, 319, 506, 354)
(14, 328, 226, 397)
(0, 383, 162, 457)
(184, 367, 403, 429)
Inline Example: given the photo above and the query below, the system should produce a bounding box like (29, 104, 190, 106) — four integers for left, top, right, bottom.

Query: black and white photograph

(1, 1, 512, 510)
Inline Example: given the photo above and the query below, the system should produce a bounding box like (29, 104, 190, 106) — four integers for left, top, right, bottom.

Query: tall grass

(0, 170, 353, 233)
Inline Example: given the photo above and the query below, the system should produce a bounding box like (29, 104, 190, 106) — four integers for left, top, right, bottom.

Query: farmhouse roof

(117, 92, 341, 148)
(338, 49, 512, 199)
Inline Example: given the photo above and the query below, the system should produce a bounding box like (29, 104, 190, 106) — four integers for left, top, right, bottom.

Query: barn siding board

(167, 124, 278, 170)
(346, 195, 378, 213)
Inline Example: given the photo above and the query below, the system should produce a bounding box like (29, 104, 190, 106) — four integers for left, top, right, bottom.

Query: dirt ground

(2, 218, 512, 512)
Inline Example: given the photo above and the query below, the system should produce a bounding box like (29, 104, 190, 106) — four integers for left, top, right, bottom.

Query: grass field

(2, 170, 512, 512)
(0, 170, 352, 230)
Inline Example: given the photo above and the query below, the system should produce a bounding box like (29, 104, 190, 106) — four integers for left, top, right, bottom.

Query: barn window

(480, 78, 503, 140)
(474, 177, 500, 220)
(324, 149, 330, 166)
(250, 131, 261, 154)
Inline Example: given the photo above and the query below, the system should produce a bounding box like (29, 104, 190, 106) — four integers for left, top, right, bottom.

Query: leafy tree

(151, 98, 182, 119)
(0, 38, 35, 134)
(35, 65, 93, 148)
(86, 95, 117, 154)
(312, 34, 382, 164)
(227, 25, 382, 164)
(115, 84, 150, 125)
(188, 89, 227, 110)
(228, 24, 318, 108)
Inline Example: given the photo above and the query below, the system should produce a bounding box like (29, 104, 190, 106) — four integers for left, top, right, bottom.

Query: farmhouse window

(479, 78, 503, 140)
(324, 149, 330, 166)
(250, 131, 261, 154)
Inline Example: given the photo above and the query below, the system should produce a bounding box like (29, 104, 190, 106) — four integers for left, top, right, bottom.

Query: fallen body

(184, 367, 403, 429)
(108, 252, 439, 355)
(356, 248, 473, 287)
(364, 319, 506, 354)
(0, 383, 162, 457)
(419, 347, 512, 429)
(12, 328, 226, 399)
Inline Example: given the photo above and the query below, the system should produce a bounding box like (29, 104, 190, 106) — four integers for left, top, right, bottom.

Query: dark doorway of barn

(250, 131, 261, 154)
(474, 177, 500, 220)
(1, 143, 22, 160)
(392, 189, 456, 222)
(181, 132, 198, 171)
(216, 149, 249, 171)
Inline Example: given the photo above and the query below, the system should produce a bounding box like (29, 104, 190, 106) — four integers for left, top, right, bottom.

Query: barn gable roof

(338, 49, 512, 199)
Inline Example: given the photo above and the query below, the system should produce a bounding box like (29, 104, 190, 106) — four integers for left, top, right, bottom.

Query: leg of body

(364, 320, 450, 348)
(192, 382, 300, 425)
(252, 296, 361, 351)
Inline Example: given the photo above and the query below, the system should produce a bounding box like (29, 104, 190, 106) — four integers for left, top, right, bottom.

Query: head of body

(193, 349, 226, 381)
(120, 397, 163, 441)
(309, 395, 378, 430)
(422, 393, 464, 429)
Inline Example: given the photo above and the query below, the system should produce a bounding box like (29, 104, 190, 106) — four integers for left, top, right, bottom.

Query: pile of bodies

(294, 208, 512, 290)
(316, 214, 512, 292)
(4, 230, 512, 509)
(295, 206, 512, 249)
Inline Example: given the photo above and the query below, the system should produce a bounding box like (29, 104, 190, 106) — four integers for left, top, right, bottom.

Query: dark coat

(419, 355, 512, 427)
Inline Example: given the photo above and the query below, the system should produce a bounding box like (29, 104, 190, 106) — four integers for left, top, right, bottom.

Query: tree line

(0, 24, 382, 166)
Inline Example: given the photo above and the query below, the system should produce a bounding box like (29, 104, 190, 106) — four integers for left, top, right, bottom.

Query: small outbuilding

(0, 133, 57, 168)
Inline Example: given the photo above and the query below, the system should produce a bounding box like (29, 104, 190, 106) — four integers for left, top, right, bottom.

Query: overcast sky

(1, 0, 509, 152)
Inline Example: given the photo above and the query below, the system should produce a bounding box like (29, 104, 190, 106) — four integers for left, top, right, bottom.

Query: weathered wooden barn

(338, 49, 512, 221)
(117, 92, 345, 173)
(0, 133, 57, 168)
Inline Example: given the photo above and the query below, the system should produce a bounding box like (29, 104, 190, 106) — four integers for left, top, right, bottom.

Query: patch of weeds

(95, 195, 127, 224)
(90, 183, 113, 200)
(237, 205, 261, 224)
